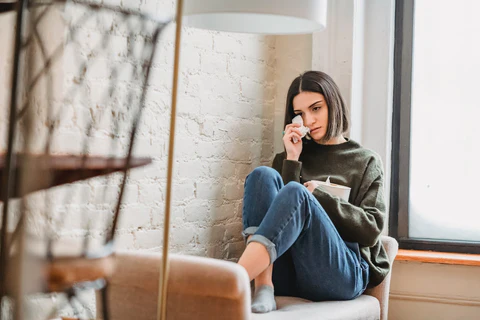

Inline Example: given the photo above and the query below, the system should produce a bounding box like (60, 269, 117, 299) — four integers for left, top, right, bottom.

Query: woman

(238, 71, 390, 313)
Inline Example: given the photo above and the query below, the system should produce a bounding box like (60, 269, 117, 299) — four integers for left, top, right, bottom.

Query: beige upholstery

(252, 295, 380, 320)
(106, 236, 398, 320)
(364, 236, 399, 320)
(107, 252, 251, 320)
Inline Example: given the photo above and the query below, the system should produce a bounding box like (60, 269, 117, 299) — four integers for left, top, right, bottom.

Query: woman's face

(292, 91, 329, 143)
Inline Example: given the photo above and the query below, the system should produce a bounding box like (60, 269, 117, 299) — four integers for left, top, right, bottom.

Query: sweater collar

(306, 138, 358, 151)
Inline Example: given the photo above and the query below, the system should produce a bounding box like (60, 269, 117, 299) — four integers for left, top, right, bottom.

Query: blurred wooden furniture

(0, 1, 169, 319)
(0, 154, 151, 199)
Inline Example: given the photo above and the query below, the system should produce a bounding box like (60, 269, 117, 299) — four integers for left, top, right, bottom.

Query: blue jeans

(242, 166, 369, 301)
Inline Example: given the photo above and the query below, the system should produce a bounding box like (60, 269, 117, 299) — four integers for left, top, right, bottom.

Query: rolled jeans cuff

(242, 226, 258, 241)
(246, 234, 277, 265)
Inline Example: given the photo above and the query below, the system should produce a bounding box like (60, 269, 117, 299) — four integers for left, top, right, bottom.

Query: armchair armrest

(364, 235, 399, 320)
(106, 252, 251, 320)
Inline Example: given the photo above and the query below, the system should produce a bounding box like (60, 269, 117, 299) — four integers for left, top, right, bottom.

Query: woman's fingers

(284, 126, 303, 140)
(283, 123, 303, 160)
(284, 123, 301, 135)
(284, 131, 302, 143)
(303, 181, 314, 193)
(291, 128, 303, 136)
(285, 123, 301, 131)
(284, 124, 304, 137)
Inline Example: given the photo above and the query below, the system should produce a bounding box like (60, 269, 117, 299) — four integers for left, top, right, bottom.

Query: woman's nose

(304, 113, 316, 126)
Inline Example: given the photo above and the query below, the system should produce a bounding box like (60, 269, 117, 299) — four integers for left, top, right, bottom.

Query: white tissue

(326, 176, 331, 184)
(292, 115, 310, 143)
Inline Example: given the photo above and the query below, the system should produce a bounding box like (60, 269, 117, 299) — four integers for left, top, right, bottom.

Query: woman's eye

(313, 106, 321, 111)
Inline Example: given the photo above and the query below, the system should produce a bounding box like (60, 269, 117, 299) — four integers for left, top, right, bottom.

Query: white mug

(313, 180, 351, 202)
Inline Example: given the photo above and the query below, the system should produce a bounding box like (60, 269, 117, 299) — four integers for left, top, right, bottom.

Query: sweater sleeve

(272, 153, 302, 184)
(312, 157, 386, 247)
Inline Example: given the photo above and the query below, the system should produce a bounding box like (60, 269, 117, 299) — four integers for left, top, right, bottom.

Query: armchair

(105, 236, 398, 320)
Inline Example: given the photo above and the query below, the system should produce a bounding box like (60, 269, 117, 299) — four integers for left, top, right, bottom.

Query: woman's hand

(283, 123, 303, 161)
(304, 180, 321, 193)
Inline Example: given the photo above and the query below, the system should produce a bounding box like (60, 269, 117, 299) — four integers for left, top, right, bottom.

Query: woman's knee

(283, 181, 308, 195)
(247, 166, 281, 183)
(280, 182, 323, 217)
(273, 182, 309, 207)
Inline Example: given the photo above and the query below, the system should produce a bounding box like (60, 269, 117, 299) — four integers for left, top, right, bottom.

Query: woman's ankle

(254, 279, 274, 289)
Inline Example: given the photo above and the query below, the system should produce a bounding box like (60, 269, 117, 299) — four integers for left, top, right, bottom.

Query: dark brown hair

(284, 71, 350, 142)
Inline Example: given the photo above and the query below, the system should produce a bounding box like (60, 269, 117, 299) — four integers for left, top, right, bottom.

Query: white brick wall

(0, 4, 311, 259)
(0, 0, 279, 254)
(0, 0, 313, 317)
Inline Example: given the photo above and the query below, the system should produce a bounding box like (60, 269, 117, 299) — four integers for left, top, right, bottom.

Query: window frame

(389, 0, 480, 254)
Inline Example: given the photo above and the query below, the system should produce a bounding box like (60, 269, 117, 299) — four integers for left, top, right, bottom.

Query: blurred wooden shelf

(0, 1, 16, 14)
(0, 153, 152, 199)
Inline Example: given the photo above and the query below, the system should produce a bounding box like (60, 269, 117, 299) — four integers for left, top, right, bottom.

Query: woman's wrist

(286, 154, 299, 161)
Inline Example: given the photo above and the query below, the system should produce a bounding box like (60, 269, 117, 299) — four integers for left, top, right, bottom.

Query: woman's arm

(272, 153, 302, 184)
(271, 122, 304, 183)
(312, 159, 386, 247)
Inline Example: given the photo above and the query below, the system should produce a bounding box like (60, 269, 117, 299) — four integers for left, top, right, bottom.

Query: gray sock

(251, 285, 276, 313)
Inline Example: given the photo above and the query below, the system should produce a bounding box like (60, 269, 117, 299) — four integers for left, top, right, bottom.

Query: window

(390, 0, 480, 253)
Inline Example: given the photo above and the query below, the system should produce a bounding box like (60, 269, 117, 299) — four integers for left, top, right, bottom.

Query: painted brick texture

(0, 1, 314, 318)
(0, 0, 278, 263)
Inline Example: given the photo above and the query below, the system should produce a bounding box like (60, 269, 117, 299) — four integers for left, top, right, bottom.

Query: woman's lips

(310, 127, 321, 133)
